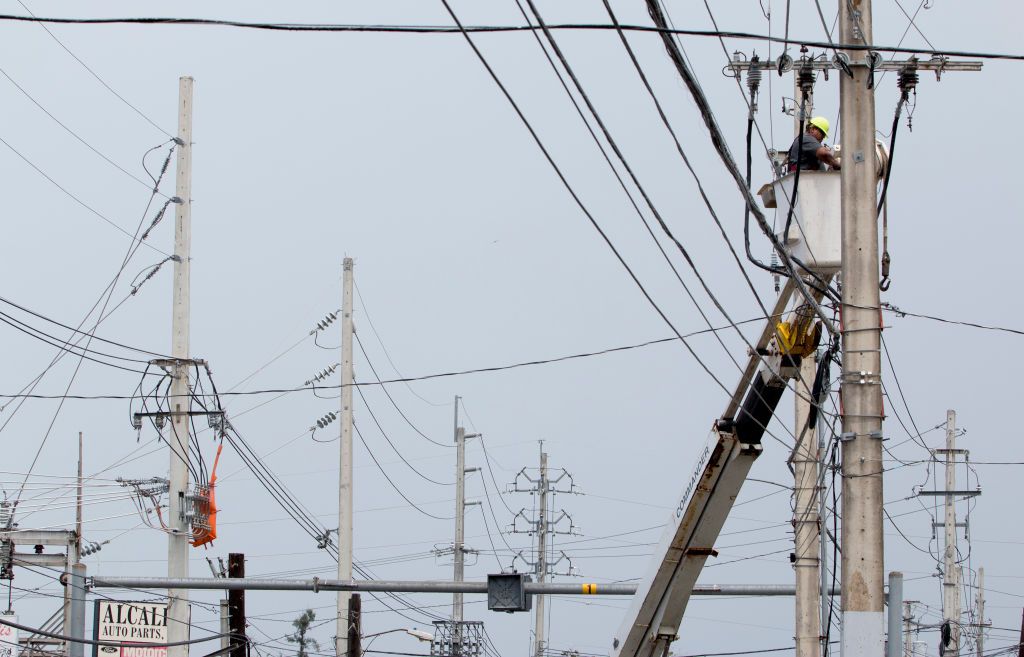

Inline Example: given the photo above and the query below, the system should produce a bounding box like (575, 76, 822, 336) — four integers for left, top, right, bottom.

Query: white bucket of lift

(757, 170, 841, 275)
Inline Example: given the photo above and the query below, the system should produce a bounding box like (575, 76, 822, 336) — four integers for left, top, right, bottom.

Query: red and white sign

(0, 615, 19, 657)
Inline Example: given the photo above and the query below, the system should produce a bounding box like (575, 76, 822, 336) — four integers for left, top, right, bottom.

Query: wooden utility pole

(336, 258, 354, 657)
(228, 553, 246, 657)
(1017, 608, 1023, 657)
(346, 594, 361, 657)
(167, 75, 194, 657)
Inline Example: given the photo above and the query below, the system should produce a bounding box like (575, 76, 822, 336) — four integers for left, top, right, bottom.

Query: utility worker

(788, 116, 841, 172)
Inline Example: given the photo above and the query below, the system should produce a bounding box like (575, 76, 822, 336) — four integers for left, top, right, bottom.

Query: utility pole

(943, 410, 961, 657)
(227, 554, 246, 657)
(454, 406, 466, 623)
(69, 431, 85, 657)
(452, 399, 481, 626)
(793, 322, 821, 657)
(76, 432, 83, 560)
(914, 410, 980, 657)
(976, 568, 985, 657)
(903, 601, 915, 657)
(534, 450, 549, 657)
(510, 448, 577, 657)
(346, 594, 361, 657)
(886, 572, 903, 657)
(167, 75, 194, 657)
(838, 0, 885, 653)
(336, 257, 354, 657)
(790, 59, 828, 657)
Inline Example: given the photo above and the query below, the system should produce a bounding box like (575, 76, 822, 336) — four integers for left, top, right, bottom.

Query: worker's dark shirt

(787, 133, 825, 171)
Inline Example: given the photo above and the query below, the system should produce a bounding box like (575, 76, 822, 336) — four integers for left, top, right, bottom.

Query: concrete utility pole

(454, 424, 467, 622)
(976, 568, 985, 657)
(838, 0, 885, 654)
(68, 431, 85, 657)
(167, 75, 194, 657)
(886, 572, 903, 657)
(336, 257, 354, 657)
(794, 354, 821, 657)
(534, 450, 549, 657)
(943, 410, 961, 657)
(903, 601, 915, 657)
(791, 71, 822, 657)
(76, 432, 83, 559)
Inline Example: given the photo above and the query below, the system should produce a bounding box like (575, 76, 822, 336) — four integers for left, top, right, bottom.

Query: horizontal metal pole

(916, 490, 981, 497)
(13, 554, 68, 567)
(727, 60, 982, 72)
(1, 529, 74, 545)
(90, 577, 840, 597)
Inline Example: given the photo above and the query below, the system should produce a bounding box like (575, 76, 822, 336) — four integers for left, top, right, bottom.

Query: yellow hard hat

(809, 116, 830, 138)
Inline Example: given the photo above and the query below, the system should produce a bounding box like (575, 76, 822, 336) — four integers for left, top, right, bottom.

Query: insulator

(898, 68, 919, 94)
(746, 65, 762, 94)
(315, 412, 338, 429)
(797, 64, 815, 94)
(312, 311, 340, 334)
(305, 363, 340, 386)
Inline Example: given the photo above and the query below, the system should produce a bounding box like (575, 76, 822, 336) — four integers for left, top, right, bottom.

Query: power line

(10, 143, 176, 507)
(353, 279, 446, 408)
(0, 315, 778, 401)
(0, 14, 1012, 62)
(354, 332, 450, 448)
(0, 293, 169, 357)
(883, 302, 1024, 336)
(14, 0, 173, 137)
(352, 421, 453, 521)
(0, 131, 172, 254)
(0, 64, 168, 193)
(352, 381, 454, 486)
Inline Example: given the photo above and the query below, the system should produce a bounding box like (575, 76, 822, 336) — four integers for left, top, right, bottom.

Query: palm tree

(285, 610, 320, 657)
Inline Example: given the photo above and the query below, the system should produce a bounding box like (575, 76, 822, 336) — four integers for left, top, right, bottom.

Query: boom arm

(613, 281, 815, 657)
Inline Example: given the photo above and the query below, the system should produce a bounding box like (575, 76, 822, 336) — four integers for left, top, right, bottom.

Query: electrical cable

(0, 131, 171, 255)
(14, 0, 173, 137)
(10, 142, 176, 508)
(0, 294, 169, 357)
(352, 421, 453, 520)
(0, 64, 168, 194)
(353, 279, 446, 407)
(0, 13, 1012, 63)
(352, 381, 453, 485)
(641, 0, 839, 333)
(0, 312, 795, 403)
(0, 312, 152, 374)
(446, 0, 823, 450)
(516, 0, 770, 326)
(354, 332, 450, 448)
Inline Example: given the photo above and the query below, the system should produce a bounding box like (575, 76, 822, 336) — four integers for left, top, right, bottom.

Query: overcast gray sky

(1, 2, 1022, 656)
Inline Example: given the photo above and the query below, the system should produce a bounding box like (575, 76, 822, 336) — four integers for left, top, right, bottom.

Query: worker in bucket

(787, 116, 841, 172)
